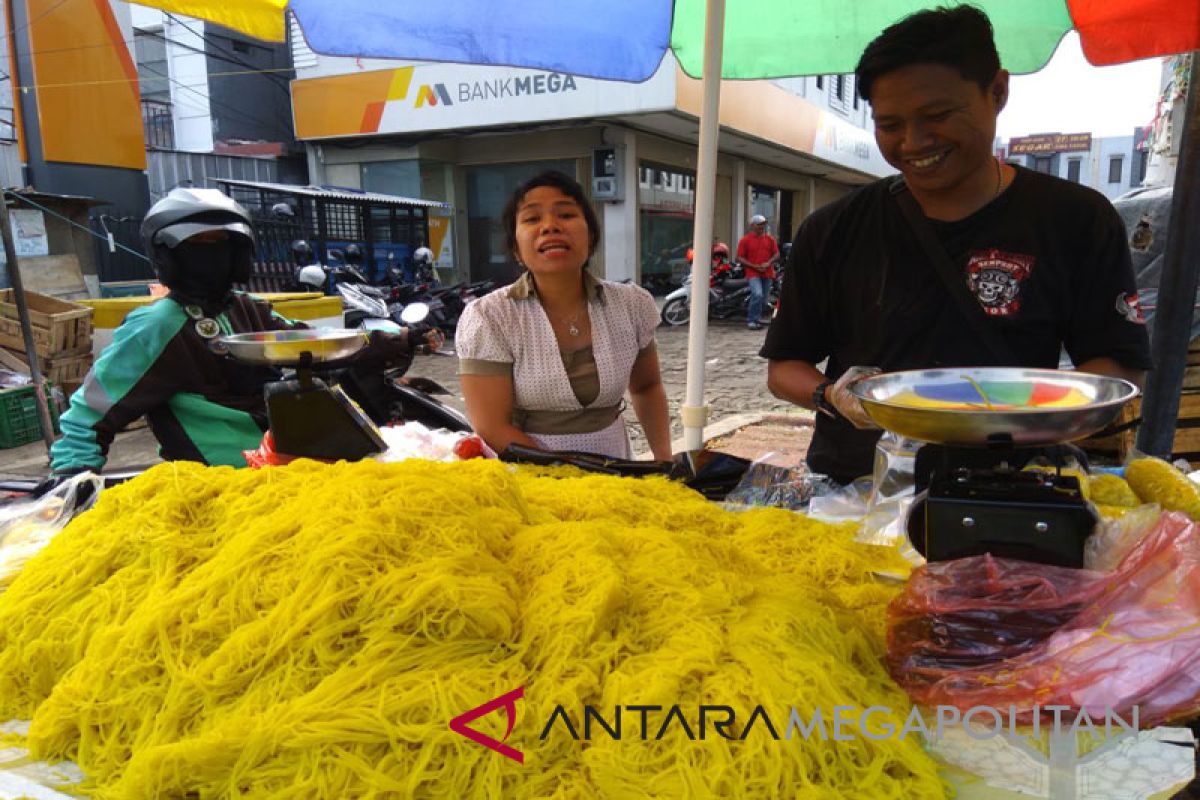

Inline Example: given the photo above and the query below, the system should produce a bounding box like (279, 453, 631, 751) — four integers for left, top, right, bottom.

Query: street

(0, 316, 806, 478)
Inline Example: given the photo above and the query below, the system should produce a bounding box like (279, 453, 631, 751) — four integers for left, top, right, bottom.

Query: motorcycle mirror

(400, 302, 431, 325)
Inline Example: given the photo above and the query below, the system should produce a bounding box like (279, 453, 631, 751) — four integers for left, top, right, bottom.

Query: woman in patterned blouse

(455, 170, 672, 460)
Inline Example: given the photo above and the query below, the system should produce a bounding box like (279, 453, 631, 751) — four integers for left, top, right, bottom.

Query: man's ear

(990, 69, 1010, 113)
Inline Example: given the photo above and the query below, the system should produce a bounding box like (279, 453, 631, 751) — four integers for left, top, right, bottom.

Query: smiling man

(761, 6, 1151, 484)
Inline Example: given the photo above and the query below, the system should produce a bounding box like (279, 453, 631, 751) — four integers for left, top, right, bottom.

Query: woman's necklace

(562, 302, 587, 337)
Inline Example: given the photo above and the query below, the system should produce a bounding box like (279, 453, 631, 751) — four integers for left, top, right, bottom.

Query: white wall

(132, 9, 214, 153)
(772, 74, 872, 131)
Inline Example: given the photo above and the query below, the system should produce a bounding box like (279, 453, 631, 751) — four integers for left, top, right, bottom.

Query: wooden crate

(42, 352, 91, 394)
(1184, 341, 1200, 390)
(0, 346, 92, 395)
(1081, 390, 1200, 465)
(0, 289, 92, 359)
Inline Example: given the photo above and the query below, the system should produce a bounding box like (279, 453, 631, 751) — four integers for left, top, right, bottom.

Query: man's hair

(855, 5, 1000, 103)
(502, 170, 600, 258)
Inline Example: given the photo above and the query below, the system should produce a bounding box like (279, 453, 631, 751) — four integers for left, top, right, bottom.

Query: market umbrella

(131, 0, 1200, 451)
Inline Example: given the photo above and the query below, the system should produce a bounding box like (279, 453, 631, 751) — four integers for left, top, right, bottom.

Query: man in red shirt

(736, 214, 780, 330)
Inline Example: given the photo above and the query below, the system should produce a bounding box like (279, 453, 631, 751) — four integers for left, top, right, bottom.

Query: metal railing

(141, 99, 175, 151)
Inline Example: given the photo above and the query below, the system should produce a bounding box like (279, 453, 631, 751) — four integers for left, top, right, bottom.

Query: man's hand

(827, 367, 881, 430)
(404, 325, 444, 353)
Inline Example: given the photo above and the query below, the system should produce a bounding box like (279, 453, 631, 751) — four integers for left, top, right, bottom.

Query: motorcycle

(337, 302, 471, 433)
(659, 257, 779, 327)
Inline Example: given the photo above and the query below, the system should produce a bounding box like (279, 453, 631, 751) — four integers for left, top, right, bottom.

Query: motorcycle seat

(719, 278, 749, 291)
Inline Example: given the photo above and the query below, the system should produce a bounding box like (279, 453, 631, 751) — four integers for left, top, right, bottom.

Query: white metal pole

(681, 0, 725, 452)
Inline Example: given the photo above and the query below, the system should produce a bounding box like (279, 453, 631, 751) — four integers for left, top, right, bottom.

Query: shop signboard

(1008, 133, 1093, 155)
(293, 59, 676, 139)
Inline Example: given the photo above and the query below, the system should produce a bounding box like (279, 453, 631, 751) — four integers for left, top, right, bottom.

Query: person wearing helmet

(291, 239, 315, 266)
(48, 188, 439, 475)
(736, 214, 779, 330)
(410, 240, 435, 284)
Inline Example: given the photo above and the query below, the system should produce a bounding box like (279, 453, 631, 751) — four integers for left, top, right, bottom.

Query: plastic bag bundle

(0, 473, 102, 590)
(888, 511, 1200, 726)
(0, 459, 941, 799)
(722, 455, 838, 511)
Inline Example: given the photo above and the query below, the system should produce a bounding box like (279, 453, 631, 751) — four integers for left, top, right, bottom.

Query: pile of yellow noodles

(0, 460, 942, 798)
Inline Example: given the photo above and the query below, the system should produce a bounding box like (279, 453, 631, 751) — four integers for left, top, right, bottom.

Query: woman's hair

(502, 170, 601, 260)
(855, 5, 1000, 103)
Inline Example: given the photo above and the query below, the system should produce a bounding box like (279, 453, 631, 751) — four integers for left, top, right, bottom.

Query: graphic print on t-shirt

(965, 249, 1036, 317)
(1115, 292, 1147, 324)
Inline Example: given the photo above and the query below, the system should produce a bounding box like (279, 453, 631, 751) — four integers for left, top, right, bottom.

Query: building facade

(130, 7, 307, 202)
(1002, 129, 1151, 201)
(289, 40, 892, 289)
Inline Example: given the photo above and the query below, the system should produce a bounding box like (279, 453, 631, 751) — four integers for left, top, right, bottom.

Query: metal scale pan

(849, 367, 1140, 447)
(220, 329, 368, 367)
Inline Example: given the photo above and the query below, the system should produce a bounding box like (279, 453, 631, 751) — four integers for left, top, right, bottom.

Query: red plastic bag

(242, 430, 310, 468)
(887, 512, 1200, 726)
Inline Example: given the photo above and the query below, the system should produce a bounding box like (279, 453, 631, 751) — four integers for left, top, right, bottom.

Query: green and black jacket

(51, 293, 307, 472)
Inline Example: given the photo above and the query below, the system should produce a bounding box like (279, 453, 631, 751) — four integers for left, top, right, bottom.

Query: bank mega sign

(292, 61, 676, 139)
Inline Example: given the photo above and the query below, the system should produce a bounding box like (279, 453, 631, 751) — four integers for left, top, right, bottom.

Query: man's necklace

(994, 157, 1005, 199)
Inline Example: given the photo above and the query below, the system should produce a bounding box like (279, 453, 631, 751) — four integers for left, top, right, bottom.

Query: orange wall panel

(28, 0, 145, 170)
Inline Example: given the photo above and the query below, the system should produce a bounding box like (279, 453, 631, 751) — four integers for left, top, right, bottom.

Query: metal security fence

(89, 211, 155, 283)
(247, 215, 305, 292)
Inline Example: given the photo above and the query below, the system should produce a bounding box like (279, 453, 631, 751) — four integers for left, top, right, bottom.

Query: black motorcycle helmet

(291, 239, 314, 266)
(344, 243, 364, 264)
(141, 188, 255, 289)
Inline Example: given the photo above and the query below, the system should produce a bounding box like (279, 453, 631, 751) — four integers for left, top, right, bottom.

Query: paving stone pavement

(0, 317, 809, 478)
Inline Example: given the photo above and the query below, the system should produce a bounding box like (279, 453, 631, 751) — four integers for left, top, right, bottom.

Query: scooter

(659, 258, 778, 327)
(338, 302, 471, 432)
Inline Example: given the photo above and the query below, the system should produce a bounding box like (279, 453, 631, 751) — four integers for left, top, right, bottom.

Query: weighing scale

(220, 329, 386, 461)
(850, 367, 1140, 567)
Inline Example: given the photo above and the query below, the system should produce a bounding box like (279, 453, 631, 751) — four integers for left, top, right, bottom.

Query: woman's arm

(460, 373, 542, 453)
(627, 345, 672, 460)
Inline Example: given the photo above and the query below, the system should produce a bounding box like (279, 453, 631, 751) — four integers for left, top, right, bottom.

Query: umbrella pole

(1135, 53, 1200, 458)
(0, 191, 56, 451)
(681, 0, 725, 452)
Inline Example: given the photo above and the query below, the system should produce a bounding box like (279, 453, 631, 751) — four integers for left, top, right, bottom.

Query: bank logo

(416, 83, 454, 108)
(448, 686, 524, 763)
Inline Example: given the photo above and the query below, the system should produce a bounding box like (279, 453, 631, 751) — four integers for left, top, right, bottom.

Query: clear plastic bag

(375, 422, 494, 463)
(723, 452, 839, 511)
(806, 477, 874, 521)
(1083, 503, 1161, 571)
(0, 473, 103, 588)
(859, 431, 922, 547)
(888, 511, 1200, 726)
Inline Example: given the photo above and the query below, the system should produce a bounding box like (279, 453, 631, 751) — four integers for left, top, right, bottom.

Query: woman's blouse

(456, 271, 660, 457)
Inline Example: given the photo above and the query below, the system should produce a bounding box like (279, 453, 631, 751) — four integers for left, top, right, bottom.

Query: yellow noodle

(0, 460, 943, 798)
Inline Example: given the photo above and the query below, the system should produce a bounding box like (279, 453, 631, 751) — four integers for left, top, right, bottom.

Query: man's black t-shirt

(761, 166, 1152, 483)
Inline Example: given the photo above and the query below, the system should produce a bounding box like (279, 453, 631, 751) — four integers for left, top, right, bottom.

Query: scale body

(220, 330, 385, 461)
(851, 368, 1139, 567)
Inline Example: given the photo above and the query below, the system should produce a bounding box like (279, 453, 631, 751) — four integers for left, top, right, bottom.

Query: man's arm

(766, 359, 826, 409)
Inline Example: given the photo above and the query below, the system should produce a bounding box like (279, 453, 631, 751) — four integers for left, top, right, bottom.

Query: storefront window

(465, 160, 575, 284)
(638, 163, 695, 294)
